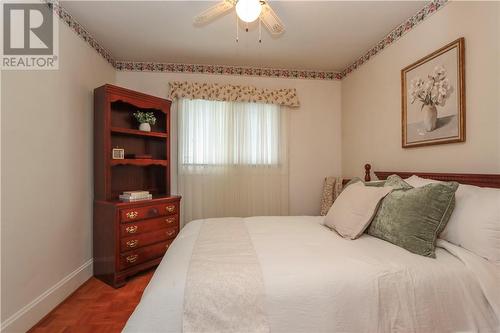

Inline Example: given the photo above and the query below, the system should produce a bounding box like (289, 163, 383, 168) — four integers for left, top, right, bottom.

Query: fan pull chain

(236, 12, 239, 43)
(259, 19, 262, 43)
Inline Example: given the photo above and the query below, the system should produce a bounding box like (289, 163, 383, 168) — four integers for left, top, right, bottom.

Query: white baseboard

(1, 259, 93, 333)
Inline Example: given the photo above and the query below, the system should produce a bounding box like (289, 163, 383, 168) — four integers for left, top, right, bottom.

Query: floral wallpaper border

(340, 0, 448, 78)
(46, 0, 448, 81)
(115, 61, 343, 80)
(45, 0, 115, 66)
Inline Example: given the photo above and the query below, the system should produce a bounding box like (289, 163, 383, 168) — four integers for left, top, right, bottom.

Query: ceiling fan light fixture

(235, 0, 262, 23)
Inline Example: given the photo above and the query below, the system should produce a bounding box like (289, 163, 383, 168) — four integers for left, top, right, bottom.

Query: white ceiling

(61, 1, 426, 72)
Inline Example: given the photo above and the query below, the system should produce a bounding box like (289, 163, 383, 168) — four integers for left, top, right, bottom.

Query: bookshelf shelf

(110, 159, 168, 167)
(94, 84, 173, 201)
(111, 127, 167, 139)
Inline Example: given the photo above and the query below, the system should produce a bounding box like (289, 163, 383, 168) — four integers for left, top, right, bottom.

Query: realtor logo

(1, 1, 59, 69)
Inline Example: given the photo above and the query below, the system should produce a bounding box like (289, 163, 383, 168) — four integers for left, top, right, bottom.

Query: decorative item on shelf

(112, 147, 125, 159)
(402, 38, 465, 148)
(125, 154, 153, 160)
(119, 190, 152, 202)
(133, 111, 156, 132)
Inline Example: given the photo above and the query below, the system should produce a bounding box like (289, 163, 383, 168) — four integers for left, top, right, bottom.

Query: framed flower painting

(401, 38, 465, 148)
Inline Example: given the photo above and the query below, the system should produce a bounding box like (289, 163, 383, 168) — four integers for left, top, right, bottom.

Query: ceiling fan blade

(194, 0, 236, 25)
(260, 2, 285, 35)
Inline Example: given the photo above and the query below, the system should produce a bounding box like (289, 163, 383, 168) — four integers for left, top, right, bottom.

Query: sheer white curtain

(177, 98, 289, 224)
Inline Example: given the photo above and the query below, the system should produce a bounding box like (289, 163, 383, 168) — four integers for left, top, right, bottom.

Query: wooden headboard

(375, 170, 500, 188)
(343, 164, 500, 188)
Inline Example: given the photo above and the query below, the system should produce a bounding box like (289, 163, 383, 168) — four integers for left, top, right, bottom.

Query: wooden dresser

(93, 84, 181, 288)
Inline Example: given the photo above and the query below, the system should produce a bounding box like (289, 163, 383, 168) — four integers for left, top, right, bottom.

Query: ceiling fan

(194, 0, 285, 36)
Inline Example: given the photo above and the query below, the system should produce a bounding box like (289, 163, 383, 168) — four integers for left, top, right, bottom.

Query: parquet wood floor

(28, 269, 154, 333)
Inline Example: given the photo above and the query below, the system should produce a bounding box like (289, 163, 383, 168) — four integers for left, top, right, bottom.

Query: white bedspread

(123, 216, 500, 333)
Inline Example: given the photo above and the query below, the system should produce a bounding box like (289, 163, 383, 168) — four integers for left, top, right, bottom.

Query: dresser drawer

(119, 240, 173, 270)
(120, 215, 178, 237)
(120, 226, 178, 252)
(120, 202, 178, 223)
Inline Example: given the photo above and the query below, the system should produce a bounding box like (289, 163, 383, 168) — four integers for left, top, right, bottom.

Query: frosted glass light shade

(236, 0, 262, 23)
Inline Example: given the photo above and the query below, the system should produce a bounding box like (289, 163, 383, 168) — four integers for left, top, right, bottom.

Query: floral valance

(168, 81, 300, 107)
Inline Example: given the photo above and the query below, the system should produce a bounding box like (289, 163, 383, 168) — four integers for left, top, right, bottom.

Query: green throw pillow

(367, 175, 458, 258)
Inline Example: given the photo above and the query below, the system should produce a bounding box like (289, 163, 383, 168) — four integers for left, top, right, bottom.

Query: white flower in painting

(434, 65, 447, 80)
(408, 64, 453, 109)
(409, 78, 425, 103)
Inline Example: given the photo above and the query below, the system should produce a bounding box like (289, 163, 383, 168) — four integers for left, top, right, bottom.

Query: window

(179, 99, 282, 166)
(177, 98, 289, 223)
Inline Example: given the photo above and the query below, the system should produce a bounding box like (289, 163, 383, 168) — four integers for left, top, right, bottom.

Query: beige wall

(4, 2, 499, 331)
(1, 23, 115, 332)
(342, 1, 500, 178)
(116, 72, 342, 216)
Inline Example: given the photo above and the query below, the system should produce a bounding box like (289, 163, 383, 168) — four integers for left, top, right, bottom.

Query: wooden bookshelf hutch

(93, 84, 181, 288)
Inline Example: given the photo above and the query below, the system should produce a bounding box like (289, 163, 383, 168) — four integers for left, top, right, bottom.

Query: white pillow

(406, 175, 500, 262)
(443, 183, 500, 262)
(405, 174, 441, 187)
(324, 182, 392, 239)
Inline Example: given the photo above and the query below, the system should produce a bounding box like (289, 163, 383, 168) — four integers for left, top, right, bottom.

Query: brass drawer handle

(126, 240, 139, 248)
(125, 225, 138, 234)
(126, 211, 138, 219)
(126, 254, 138, 263)
(166, 230, 176, 237)
(165, 217, 175, 224)
(165, 205, 175, 213)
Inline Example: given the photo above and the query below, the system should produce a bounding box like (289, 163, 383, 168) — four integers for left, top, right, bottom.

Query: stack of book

(119, 190, 152, 202)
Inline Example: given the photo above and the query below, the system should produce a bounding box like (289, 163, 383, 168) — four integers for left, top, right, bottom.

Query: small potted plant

(133, 111, 156, 132)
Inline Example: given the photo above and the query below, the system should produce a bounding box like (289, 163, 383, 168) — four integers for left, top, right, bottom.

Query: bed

(123, 168, 500, 333)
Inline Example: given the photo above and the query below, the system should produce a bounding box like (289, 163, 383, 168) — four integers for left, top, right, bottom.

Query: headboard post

(342, 164, 373, 187)
(364, 164, 371, 182)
